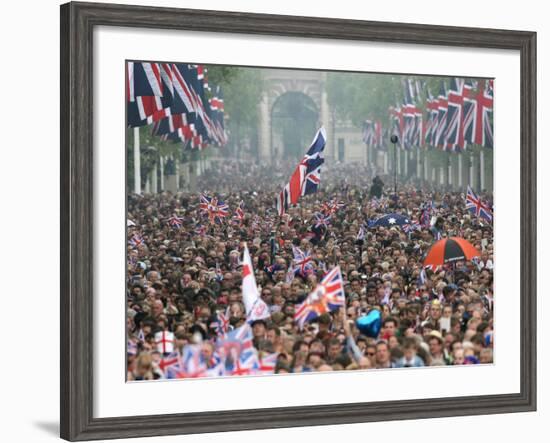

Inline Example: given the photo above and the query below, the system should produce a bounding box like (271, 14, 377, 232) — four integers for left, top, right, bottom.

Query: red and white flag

(241, 244, 270, 322)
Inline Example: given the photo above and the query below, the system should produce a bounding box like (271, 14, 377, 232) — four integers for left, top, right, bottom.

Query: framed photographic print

(60, 1, 537, 441)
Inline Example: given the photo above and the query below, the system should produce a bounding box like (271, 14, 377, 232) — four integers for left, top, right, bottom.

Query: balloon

(356, 310, 382, 338)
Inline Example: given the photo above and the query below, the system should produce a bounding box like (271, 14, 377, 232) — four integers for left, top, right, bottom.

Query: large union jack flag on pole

(275, 127, 327, 216)
(294, 266, 345, 329)
(465, 186, 493, 222)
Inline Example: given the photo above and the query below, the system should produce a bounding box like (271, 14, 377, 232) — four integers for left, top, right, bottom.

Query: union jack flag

(217, 323, 254, 359)
(321, 199, 344, 216)
(434, 82, 449, 148)
(292, 245, 314, 277)
(205, 352, 226, 377)
(128, 233, 144, 248)
(275, 127, 326, 216)
(227, 349, 260, 376)
(425, 89, 439, 146)
(200, 194, 229, 223)
(444, 78, 466, 152)
(234, 200, 245, 223)
(465, 186, 493, 222)
(294, 266, 345, 329)
(313, 212, 331, 229)
(159, 352, 185, 379)
(215, 309, 230, 337)
(180, 344, 208, 378)
(475, 80, 493, 148)
(167, 214, 183, 228)
(258, 352, 279, 374)
(403, 221, 421, 234)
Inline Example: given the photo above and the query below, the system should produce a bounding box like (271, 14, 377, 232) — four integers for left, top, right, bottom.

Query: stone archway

(271, 91, 319, 160)
(258, 69, 332, 163)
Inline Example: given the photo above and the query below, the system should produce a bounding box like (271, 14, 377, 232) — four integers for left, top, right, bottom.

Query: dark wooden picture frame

(60, 1, 537, 441)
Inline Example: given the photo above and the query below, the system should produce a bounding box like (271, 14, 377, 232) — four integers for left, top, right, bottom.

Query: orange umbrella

(423, 237, 480, 267)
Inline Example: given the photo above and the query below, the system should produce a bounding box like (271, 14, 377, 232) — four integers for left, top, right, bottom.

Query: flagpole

(390, 135, 398, 198)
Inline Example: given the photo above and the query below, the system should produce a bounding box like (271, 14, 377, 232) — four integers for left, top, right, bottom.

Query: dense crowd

(126, 159, 494, 380)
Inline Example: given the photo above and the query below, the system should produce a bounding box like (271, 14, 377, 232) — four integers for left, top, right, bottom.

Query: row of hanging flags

(126, 61, 228, 149)
(363, 77, 494, 153)
(138, 244, 345, 378)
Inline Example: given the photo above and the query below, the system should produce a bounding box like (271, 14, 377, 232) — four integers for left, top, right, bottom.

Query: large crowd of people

(126, 158, 494, 381)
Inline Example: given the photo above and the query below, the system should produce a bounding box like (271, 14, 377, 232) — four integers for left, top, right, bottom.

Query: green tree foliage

(207, 65, 264, 155)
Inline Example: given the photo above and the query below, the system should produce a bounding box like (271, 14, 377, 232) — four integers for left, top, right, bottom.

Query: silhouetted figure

(369, 175, 384, 199)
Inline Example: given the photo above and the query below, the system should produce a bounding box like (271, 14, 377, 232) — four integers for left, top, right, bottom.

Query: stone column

(159, 155, 164, 191)
(469, 153, 475, 190)
(144, 175, 151, 194)
(258, 92, 270, 162)
(480, 149, 486, 191)
(175, 158, 181, 191)
(458, 153, 463, 189)
(424, 152, 429, 182)
(383, 151, 388, 174)
(151, 160, 158, 194)
(133, 127, 141, 194)
(447, 155, 453, 188)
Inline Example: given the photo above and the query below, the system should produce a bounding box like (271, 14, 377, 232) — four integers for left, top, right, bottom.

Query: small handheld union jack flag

(167, 214, 183, 228)
(128, 233, 144, 248)
(258, 352, 279, 374)
(465, 186, 493, 222)
(313, 212, 331, 229)
(200, 194, 230, 223)
(234, 200, 245, 224)
(294, 266, 346, 329)
(321, 199, 344, 216)
(292, 245, 314, 277)
(215, 309, 230, 337)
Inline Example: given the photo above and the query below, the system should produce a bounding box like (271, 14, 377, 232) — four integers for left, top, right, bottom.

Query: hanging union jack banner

(425, 89, 439, 147)
(474, 79, 494, 148)
(127, 61, 228, 150)
(465, 186, 493, 222)
(434, 82, 449, 148)
(294, 266, 346, 329)
(445, 77, 467, 152)
(276, 127, 327, 216)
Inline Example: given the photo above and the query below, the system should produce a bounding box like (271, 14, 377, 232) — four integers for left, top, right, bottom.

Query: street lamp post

(390, 134, 399, 197)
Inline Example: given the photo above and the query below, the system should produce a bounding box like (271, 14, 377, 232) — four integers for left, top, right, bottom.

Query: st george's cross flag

(241, 244, 270, 322)
(154, 330, 175, 354)
(294, 266, 346, 329)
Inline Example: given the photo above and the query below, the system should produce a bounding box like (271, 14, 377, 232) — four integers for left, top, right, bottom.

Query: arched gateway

(257, 69, 334, 162)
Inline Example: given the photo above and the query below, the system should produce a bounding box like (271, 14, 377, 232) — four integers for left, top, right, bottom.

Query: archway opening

(271, 92, 319, 160)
